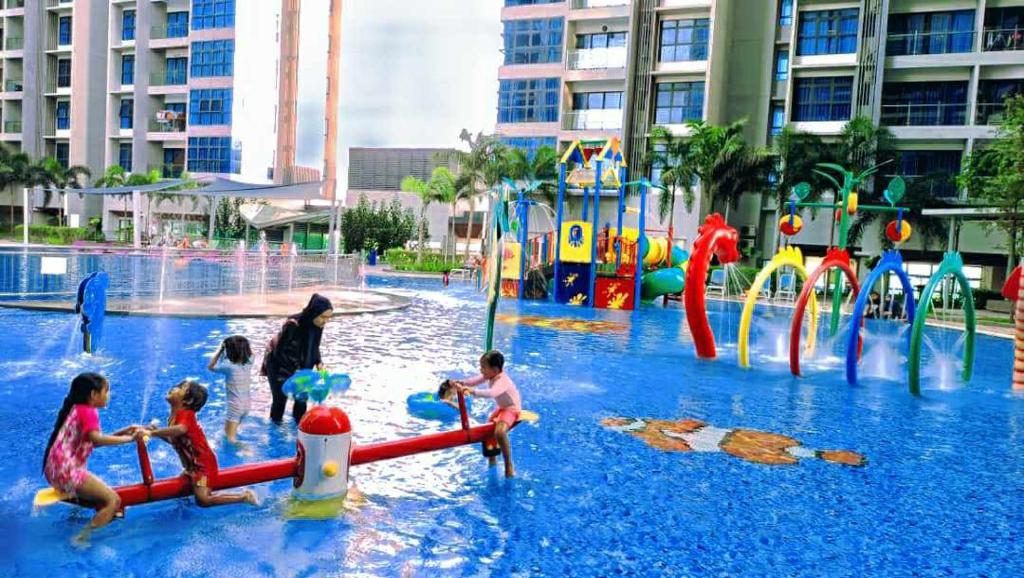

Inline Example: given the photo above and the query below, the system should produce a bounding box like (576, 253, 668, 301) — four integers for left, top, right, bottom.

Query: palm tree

(0, 147, 36, 234)
(831, 117, 897, 248)
(400, 166, 456, 265)
(769, 126, 836, 253)
(444, 130, 508, 260)
(37, 157, 91, 226)
(649, 120, 774, 223)
(503, 145, 559, 207)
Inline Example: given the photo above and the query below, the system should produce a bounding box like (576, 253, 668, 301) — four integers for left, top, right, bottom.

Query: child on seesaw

(454, 350, 521, 478)
(43, 372, 146, 542)
(147, 380, 259, 508)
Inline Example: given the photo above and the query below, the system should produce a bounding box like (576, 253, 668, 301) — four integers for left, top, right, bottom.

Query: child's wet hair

(223, 335, 253, 365)
(178, 379, 209, 411)
(480, 350, 505, 371)
(438, 379, 455, 399)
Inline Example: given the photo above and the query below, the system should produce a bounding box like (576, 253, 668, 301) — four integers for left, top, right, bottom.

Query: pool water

(0, 275, 1021, 577)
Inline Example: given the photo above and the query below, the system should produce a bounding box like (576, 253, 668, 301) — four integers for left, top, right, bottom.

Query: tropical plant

(443, 130, 508, 260)
(339, 194, 417, 254)
(0, 146, 38, 233)
(503, 145, 559, 207)
(648, 120, 774, 223)
(36, 157, 90, 226)
(829, 117, 899, 248)
(959, 94, 1024, 267)
(400, 166, 456, 264)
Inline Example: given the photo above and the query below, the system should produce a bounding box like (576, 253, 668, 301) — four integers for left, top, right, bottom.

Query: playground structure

(545, 137, 688, 311)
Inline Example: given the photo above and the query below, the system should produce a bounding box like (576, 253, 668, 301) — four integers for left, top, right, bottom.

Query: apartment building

(1, 0, 341, 243)
(496, 0, 1024, 283)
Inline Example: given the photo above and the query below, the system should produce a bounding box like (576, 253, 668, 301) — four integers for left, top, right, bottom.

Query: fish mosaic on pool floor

(601, 417, 866, 467)
(496, 314, 626, 333)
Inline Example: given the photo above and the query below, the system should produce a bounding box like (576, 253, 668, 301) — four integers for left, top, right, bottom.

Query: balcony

(4, 77, 22, 92)
(572, 0, 628, 7)
(880, 103, 967, 126)
(976, 102, 1009, 125)
(567, 47, 627, 70)
(149, 71, 187, 86)
(6, 0, 25, 8)
(3, 120, 21, 133)
(4, 36, 23, 50)
(886, 31, 976, 56)
(982, 28, 1024, 52)
(562, 109, 623, 131)
(148, 119, 186, 133)
(149, 25, 189, 44)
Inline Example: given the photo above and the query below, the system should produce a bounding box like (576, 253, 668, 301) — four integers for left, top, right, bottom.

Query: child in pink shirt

(456, 350, 520, 478)
(43, 372, 144, 542)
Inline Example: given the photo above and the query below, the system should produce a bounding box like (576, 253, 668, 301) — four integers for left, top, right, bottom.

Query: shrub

(15, 225, 103, 245)
(385, 248, 462, 272)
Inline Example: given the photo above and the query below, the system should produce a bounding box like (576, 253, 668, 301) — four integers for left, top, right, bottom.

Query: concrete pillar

(132, 190, 142, 248)
(207, 196, 217, 243)
(22, 188, 30, 245)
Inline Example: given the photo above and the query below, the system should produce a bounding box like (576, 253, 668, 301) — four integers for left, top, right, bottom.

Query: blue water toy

(407, 391, 470, 421)
(75, 271, 109, 354)
(283, 369, 351, 403)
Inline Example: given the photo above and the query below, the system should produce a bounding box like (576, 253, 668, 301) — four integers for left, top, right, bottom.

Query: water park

(1, 134, 1023, 577)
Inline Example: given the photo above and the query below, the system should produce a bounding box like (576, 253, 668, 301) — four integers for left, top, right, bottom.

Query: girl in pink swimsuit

(43, 373, 143, 541)
(456, 350, 521, 478)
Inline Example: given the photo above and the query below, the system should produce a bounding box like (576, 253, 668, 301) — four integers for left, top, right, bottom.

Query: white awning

(40, 177, 324, 200)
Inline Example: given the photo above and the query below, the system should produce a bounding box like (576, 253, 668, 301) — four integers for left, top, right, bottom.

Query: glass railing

(571, 0, 628, 8)
(149, 71, 187, 86)
(147, 120, 187, 133)
(886, 30, 975, 56)
(976, 102, 1008, 125)
(3, 120, 21, 133)
(567, 47, 627, 70)
(150, 25, 189, 40)
(880, 103, 968, 126)
(4, 36, 23, 50)
(982, 27, 1024, 51)
(4, 78, 22, 92)
(562, 109, 623, 130)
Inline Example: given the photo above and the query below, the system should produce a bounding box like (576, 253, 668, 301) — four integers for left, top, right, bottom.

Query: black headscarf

(290, 293, 333, 369)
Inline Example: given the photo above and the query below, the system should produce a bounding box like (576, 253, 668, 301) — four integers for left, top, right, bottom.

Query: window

(498, 78, 560, 123)
(797, 9, 859, 55)
(499, 137, 556, 160)
(505, 0, 561, 5)
(984, 7, 1024, 51)
(887, 11, 975, 56)
(503, 18, 563, 65)
(779, 0, 794, 26)
(166, 57, 188, 85)
(977, 79, 1024, 124)
(58, 16, 72, 45)
(118, 143, 133, 172)
(770, 104, 785, 135)
(650, 142, 668, 186)
(188, 136, 240, 174)
(576, 31, 626, 49)
(56, 59, 71, 88)
(167, 12, 190, 38)
(659, 19, 709, 62)
(122, 9, 136, 41)
(654, 82, 704, 124)
(191, 0, 235, 30)
(792, 76, 853, 121)
(189, 88, 233, 125)
(571, 92, 622, 110)
(894, 150, 961, 197)
(121, 54, 135, 85)
(881, 81, 968, 126)
(774, 50, 789, 81)
(164, 148, 185, 177)
(119, 98, 134, 129)
(55, 101, 70, 130)
(190, 40, 234, 77)
(55, 143, 69, 168)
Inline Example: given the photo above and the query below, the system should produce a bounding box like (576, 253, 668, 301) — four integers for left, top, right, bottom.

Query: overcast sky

(331, 0, 503, 191)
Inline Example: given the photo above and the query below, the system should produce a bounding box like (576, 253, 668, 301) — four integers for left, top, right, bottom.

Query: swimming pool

(0, 275, 1021, 577)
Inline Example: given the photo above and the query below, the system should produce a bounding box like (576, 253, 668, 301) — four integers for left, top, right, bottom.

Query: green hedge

(15, 225, 104, 245)
(385, 248, 464, 273)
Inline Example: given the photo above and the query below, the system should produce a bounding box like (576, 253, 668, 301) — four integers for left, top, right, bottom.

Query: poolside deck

(0, 286, 410, 318)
